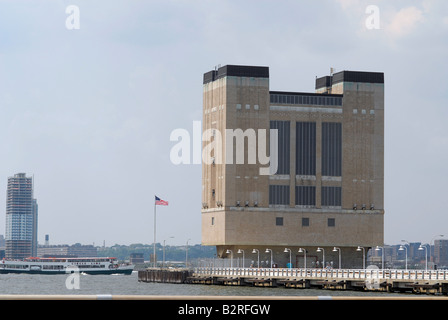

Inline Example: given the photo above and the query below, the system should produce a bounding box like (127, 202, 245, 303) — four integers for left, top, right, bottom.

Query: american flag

(155, 196, 168, 206)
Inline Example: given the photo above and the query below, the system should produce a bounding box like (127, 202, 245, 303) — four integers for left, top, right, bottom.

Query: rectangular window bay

(321, 186, 342, 207)
(322, 122, 342, 177)
(270, 120, 290, 175)
(269, 185, 290, 205)
(296, 122, 316, 176)
(295, 186, 316, 206)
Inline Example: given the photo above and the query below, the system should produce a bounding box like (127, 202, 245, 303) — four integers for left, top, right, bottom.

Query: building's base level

(214, 245, 373, 270)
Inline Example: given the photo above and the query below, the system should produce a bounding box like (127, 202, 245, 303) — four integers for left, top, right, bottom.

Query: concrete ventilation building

(5, 173, 38, 259)
(201, 65, 384, 268)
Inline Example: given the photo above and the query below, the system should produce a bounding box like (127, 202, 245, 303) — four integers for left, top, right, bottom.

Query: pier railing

(193, 267, 448, 281)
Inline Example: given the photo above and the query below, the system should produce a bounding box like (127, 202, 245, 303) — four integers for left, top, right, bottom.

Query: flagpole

(153, 199, 157, 268)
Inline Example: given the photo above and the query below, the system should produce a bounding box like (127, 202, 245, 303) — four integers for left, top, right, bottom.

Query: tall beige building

(201, 65, 384, 268)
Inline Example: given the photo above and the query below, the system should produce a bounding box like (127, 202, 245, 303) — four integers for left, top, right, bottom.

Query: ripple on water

(0, 271, 406, 297)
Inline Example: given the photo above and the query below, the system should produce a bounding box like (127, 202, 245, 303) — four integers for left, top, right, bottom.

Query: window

(321, 186, 342, 206)
(270, 121, 290, 175)
(322, 122, 342, 176)
(296, 122, 316, 175)
(328, 218, 335, 227)
(276, 217, 284, 226)
(302, 217, 309, 227)
(211, 217, 214, 225)
(269, 185, 290, 205)
(295, 186, 316, 206)
(269, 94, 343, 107)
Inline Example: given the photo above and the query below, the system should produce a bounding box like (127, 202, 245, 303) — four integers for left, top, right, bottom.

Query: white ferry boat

(0, 257, 134, 275)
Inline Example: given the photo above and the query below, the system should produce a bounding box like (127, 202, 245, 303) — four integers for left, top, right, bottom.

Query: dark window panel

(270, 121, 290, 175)
(269, 185, 290, 205)
(295, 186, 316, 206)
(276, 217, 284, 226)
(322, 122, 342, 176)
(302, 217, 310, 227)
(296, 122, 316, 176)
(321, 186, 342, 206)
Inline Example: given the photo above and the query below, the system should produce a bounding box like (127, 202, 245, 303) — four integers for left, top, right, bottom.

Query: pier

(138, 267, 448, 295)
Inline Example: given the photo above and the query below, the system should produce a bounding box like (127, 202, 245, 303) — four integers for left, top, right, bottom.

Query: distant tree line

(97, 243, 216, 262)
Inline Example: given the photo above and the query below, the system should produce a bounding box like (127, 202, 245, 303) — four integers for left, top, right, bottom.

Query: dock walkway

(191, 267, 448, 294)
(138, 267, 448, 295)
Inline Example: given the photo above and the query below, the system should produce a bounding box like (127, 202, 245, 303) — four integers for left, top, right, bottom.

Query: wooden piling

(138, 268, 191, 284)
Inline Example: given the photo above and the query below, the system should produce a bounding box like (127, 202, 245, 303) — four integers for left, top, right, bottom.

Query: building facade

(5, 173, 38, 259)
(130, 253, 145, 264)
(434, 240, 448, 267)
(201, 65, 384, 268)
(37, 243, 97, 258)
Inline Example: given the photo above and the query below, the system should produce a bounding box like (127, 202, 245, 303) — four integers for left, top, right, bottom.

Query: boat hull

(0, 268, 134, 275)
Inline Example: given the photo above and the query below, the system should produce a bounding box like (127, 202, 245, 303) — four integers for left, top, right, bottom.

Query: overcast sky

(0, 0, 447, 247)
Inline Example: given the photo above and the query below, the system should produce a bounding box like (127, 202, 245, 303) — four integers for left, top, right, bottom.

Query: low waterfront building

(130, 253, 144, 264)
(37, 243, 97, 258)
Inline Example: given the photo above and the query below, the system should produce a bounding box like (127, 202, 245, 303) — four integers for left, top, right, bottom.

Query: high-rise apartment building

(5, 173, 38, 259)
(434, 240, 448, 267)
(201, 65, 384, 268)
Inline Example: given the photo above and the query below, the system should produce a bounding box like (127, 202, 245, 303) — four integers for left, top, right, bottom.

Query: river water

(0, 270, 405, 297)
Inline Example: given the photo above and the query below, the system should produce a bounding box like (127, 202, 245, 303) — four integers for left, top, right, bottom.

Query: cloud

(0, 0, 447, 247)
(385, 6, 424, 38)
